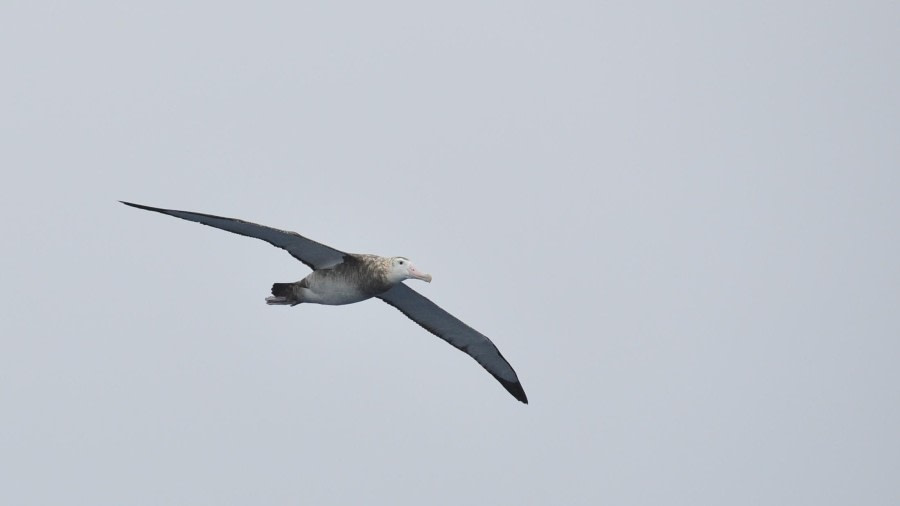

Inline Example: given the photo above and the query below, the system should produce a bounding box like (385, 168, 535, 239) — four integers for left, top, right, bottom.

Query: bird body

(266, 254, 429, 306)
(121, 201, 528, 404)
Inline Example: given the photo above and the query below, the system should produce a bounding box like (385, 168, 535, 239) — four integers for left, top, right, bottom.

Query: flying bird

(121, 201, 527, 403)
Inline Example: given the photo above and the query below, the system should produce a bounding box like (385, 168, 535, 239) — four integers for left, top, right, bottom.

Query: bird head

(388, 256, 432, 284)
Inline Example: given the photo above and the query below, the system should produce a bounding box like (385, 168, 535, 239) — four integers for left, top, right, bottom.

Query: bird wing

(378, 283, 528, 404)
(120, 202, 347, 270)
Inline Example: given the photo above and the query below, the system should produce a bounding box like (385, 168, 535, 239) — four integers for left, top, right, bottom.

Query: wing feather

(120, 202, 346, 270)
(378, 284, 528, 404)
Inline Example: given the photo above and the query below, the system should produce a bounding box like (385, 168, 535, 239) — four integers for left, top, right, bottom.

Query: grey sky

(2, 1, 898, 504)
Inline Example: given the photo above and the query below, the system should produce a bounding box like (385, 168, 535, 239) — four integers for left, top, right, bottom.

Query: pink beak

(408, 265, 433, 283)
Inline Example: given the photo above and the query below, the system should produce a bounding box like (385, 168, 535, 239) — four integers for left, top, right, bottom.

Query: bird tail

(265, 283, 301, 306)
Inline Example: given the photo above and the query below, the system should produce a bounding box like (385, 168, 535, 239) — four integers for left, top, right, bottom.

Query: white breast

(300, 273, 374, 305)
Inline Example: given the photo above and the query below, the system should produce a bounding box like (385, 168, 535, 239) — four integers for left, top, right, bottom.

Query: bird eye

(399, 260, 405, 265)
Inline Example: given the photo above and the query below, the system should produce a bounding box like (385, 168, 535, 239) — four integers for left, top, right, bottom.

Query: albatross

(121, 202, 528, 404)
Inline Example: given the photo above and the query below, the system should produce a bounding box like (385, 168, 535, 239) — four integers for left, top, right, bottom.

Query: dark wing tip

(498, 378, 529, 404)
(120, 201, 160, 212)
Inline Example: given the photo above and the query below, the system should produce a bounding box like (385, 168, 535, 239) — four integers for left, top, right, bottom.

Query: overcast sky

(2, 1, 898, 505)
